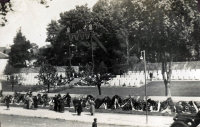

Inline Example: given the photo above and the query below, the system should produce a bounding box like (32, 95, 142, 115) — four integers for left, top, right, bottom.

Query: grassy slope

(2, 81, 200, 97)
(58, 81, 200, 97)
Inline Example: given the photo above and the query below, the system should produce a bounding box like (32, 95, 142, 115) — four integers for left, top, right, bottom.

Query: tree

(0, 0, 12, 26)
(9, 29, 31, 67)
(116, 0, 199, 96)
(95, 0, 199, 96)
(37, 63, 57, 93)
(46, 5, 109, 70)
(46, 5, 94, 66)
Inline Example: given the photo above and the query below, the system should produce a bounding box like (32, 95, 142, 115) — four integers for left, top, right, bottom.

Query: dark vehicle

(171, 112, 200, 127)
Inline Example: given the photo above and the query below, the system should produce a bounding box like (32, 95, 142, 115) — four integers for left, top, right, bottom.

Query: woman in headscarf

(89, 98, 95, 115)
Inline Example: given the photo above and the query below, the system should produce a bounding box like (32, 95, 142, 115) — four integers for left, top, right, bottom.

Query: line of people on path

(3, 91, 200, 115)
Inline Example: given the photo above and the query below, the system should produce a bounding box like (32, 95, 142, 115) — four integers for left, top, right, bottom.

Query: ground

(0, 106, 173, 127)
(2, 81, 200, 97)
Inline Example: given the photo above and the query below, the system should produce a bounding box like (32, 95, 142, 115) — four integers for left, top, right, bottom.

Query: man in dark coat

(66, 93, 71, 107)
(57, 94, 61, 112)
(77, 100, 82, 115)
(59, 97, 65, 113)
(33, 96, 38, 109)
(96, 74, 102, 95)
(92, 118, 97, 127)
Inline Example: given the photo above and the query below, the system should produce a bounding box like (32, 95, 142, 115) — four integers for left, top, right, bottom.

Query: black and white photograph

(0, 0, 200, 127)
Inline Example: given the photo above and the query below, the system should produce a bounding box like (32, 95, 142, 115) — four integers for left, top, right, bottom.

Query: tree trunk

(164, 80, 171, 96)
(161, 52, 172, 96)
(126, 36, 129, 65)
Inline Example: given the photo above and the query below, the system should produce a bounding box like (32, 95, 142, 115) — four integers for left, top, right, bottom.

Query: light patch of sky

(0, 0, 98, 48)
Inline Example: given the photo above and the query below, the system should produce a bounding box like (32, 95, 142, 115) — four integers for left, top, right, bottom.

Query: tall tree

(46, 5, 108, 70)
(9, 29, 31, 67)
(98, 0, 199, 96)
(119, 0, 199, 96)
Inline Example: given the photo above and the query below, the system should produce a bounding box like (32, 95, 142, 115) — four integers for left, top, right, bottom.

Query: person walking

(77, 100, 82, 115)
(5, 95, 11, 110)
(89, 98, 95, 116)
(92, 118, 97, 127)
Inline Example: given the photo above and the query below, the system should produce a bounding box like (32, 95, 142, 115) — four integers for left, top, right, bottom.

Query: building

(0, 51, 9, 90)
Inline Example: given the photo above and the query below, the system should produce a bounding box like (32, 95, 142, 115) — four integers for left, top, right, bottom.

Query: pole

(143, 50, 148, 124)
(91, 31, 94, 75)
(69, 44, 71, 67)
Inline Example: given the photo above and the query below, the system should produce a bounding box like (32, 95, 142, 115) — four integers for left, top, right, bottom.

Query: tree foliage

(0, 0, 12, 26)
(44, 4, 126, 73)
(37, 63, 57, 93)
(9, 29, 31, 67)
(43, 0, 200, 95)
(112, 0, 200, 96)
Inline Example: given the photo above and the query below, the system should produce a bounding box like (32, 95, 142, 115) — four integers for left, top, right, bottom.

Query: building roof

(0, 52, 9, 59)
(0, 47, 10, 55)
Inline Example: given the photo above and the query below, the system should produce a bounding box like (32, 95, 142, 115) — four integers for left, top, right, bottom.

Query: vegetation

(8, 29, 32, 67)
(37, 63, 57, 93)
(0, 0, 12, 26)
(3, 0, 200, 96)
(41, 0, 200, 96)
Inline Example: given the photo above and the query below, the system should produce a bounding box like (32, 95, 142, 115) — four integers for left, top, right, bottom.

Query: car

(171, 112, 200, 127)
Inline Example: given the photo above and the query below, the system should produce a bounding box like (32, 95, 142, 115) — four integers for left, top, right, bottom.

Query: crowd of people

(1, 91, 200, 115)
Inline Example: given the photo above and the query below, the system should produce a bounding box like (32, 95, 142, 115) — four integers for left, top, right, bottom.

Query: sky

(0, 0, 98, 48)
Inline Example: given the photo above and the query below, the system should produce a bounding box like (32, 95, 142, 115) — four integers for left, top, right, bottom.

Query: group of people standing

(73, 96, 96, 116)
(24, 91, 34, 109)
(50, 93, 71, 113)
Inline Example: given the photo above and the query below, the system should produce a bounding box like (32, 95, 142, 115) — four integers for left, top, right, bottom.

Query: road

(0, 106, 174, 127)
(0, 114, 130, 127)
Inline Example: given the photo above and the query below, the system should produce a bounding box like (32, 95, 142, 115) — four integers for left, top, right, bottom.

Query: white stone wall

(0, 59, 8, 80)
(108, 69, 200, 87)
(17, 73, 39, 85)
(17, 72, 66, 85)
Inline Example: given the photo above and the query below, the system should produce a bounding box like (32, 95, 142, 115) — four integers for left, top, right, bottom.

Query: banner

(85, 33, 90, 40)
(79, 33, 85, 40)
(68, 34, 73, 41)
(92, 35, 107, 53)
(66, 32, 91, 41)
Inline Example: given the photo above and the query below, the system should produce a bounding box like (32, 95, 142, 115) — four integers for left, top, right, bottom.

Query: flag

(92, 35, 107, 53)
